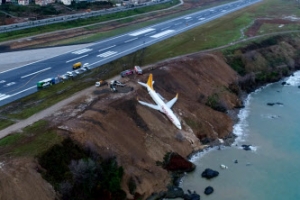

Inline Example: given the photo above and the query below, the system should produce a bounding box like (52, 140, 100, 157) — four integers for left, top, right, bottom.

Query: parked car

(134, 66, 143, 75)
(61, 74, 69, 80)
(66, 71, 77, 77)
(120, 69, 134, 77)
(83, 63, 90, 70)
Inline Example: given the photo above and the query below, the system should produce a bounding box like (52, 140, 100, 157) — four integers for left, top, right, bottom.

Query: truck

(73, 62, 82, 70)
(134, 65, 143, 75)
(37, 78, 56, 89)
(95, 80, 108, 87)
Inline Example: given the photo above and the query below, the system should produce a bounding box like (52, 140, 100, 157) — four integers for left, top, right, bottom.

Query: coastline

(152, 69, 300, 200)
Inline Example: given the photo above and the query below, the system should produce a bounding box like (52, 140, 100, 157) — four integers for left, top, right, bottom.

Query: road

(0, 0, 261, 107)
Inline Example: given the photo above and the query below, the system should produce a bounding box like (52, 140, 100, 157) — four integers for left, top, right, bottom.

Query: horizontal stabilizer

(166, 93, 178, 108)
(138, 81, 148, 88)
(138, 100, 161, 111)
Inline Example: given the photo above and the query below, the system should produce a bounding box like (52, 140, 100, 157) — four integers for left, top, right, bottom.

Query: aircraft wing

(166, 94, 178, 108)
(138, 100, 161, 111)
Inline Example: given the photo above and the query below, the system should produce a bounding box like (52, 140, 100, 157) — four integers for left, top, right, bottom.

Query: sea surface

(179, 71, 300, 200)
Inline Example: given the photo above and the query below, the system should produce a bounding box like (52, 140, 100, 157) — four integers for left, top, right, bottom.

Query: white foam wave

(285, 71, 300, 86)
(188, 146, 219, 162)
(232, 95, 252, 144)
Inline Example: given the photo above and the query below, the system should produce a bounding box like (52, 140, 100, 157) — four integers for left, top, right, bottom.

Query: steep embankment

(225, 34, 300, 92)
(1, 34, 300, 200)
(46, 52, 241, 198)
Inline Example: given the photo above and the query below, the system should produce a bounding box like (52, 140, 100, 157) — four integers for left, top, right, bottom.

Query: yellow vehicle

(72, 62, 82, 70)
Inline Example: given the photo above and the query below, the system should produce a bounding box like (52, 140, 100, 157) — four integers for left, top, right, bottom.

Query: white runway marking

(0, 93, 11, 101)
(150, 30, 174, 38)
(129, 28, 155, 36)
(144, 31, 156, 36)
(184, 17, 191, 19)
(161, 26, 171, 31)
(124, 38, 138, 43)
(66, 54, 88, 63)
(21, 67, 51, 79)
(199, 18, 206, 21)
(0, 80, 6, 84)
(99, 45, 116, 52)
(4, 82, 16, 87)
(97, 51, 117, 58)
(10, 86, 36, 97)
(72, 48, 92, 54)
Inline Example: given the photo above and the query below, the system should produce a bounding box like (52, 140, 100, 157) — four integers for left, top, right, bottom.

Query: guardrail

(0, 0, 171, 33)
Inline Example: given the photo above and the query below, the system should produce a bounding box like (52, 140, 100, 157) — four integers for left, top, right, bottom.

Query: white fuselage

(147, 87, 181, 129)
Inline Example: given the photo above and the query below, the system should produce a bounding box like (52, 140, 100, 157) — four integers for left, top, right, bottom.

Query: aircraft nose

(176, 124, 182, 130)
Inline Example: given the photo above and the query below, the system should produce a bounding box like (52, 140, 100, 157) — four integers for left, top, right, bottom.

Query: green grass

(258, 23, 300, 35)
(0, 133, 23, 146)
(13, 130, 63, 156)
(0, 0, 180, 43)
(1, 0, 300, 131)
(0, 120, 63, 156)
(0, 119, 15, 130)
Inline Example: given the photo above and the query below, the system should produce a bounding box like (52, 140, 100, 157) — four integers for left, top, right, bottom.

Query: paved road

(0, 0, 261, 107)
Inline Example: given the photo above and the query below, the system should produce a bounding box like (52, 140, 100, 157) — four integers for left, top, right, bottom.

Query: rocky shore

(145, 35, 300, 200)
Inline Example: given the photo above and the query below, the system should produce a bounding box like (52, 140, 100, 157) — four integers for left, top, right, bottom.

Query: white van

(134, 66, 143, 75)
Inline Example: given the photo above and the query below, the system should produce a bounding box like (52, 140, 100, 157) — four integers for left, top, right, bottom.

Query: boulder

(267, 103, 275, 106)
(184, 190, 200, 200)
(204, 186, 214, 195)
(241, 144, 252, 151)
(201, 168, 219, 179)
(164, 152, 196, 173)
(165, 187, 184, 198)
(281, 81, 286, 85)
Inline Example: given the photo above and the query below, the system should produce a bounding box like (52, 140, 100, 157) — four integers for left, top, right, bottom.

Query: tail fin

(147, 74, 154, 90)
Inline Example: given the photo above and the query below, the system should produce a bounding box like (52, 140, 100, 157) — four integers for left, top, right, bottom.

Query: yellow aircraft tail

(147, 74, 154, 90)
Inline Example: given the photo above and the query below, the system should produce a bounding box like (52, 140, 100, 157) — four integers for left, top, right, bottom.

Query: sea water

(179, 71, 300, 200)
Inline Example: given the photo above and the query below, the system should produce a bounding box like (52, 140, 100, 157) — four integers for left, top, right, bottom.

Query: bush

(205, 94, 227, 113)
(127, 177, 137, 195)
(38, 138, 126, 199)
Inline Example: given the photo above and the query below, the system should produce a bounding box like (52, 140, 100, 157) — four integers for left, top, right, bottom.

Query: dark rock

(281, 81, 286, 85)
(165, 187, 184, 198)
(298, 86, 300, 88)
(276, 102, 283, 105)
(204, 186, 214, 195)
(234, 160, 238, 164)
(184, 191, 200, 200)
(146, 191, 166, 200)
(200, 137, 211, 145)
(241, 144, 252, 151)
(267, 103, 275, 106)
(164, 152, 196, 173)
(201, 168, 219, 179)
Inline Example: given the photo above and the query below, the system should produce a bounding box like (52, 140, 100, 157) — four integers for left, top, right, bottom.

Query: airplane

(137, 74, 182, 130)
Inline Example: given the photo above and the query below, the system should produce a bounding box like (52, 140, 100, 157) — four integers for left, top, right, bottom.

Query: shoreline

(151, 70, 300, 199)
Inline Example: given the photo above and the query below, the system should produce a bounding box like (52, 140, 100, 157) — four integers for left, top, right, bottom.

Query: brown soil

(0, 50, 241, 199)
(43, 52, 240, 198)
(245, 18, 300, 37)
(0, 157, 56, 200)
(0, 1, 243, 199)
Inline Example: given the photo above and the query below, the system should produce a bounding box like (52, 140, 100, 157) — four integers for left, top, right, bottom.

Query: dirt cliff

(44, 52, 241, 198)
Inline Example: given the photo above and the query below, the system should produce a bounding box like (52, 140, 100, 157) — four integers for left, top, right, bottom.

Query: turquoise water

(180, 71, 300, 200)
